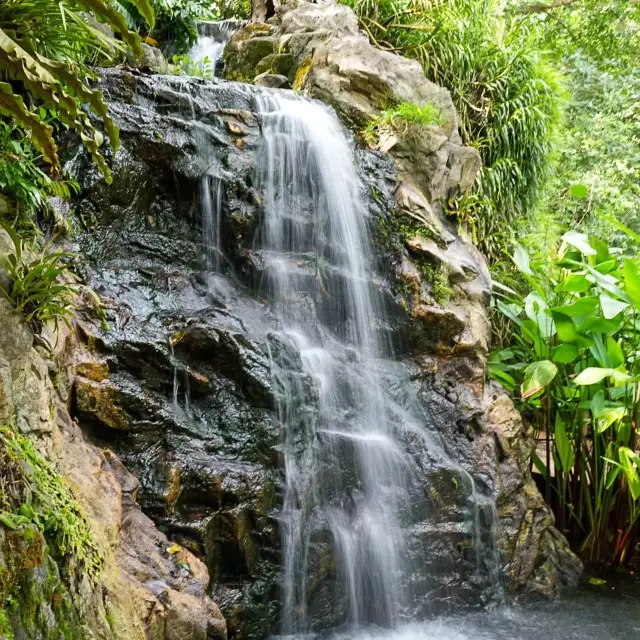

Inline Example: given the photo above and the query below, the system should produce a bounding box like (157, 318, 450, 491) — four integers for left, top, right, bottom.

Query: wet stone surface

(62, 68, 579, 637)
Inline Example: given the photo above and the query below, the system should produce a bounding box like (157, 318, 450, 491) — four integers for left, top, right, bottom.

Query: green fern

(0, 0, 155, 181)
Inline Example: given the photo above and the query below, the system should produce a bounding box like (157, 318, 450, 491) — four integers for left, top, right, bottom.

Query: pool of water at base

(276, 581, 640, 640)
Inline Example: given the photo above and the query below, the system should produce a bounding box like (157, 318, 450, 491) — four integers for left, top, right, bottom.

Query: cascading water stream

(189, 19, 246, 76)
(255, 92, 407, 632)
(252, 91, 502, 635)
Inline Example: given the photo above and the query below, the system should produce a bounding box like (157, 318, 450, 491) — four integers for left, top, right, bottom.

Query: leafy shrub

(342, 0, 563, 258)
(172, 53, 214, 77)
(118, 0, 218, 55)
(0, 122, 79, 237)
(0, 221, 77, 333)
(491, 232, 640, 564)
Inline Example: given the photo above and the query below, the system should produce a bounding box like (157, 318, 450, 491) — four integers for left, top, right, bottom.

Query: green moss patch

(0, 425, 103, 637)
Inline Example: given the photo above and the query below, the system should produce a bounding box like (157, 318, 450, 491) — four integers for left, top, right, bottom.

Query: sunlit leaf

(569, 183, 588, 199)
(522, 360, 557, 399)
(573, 367, 631, 386)
(513, 244, 532, 275)
(552, 343, 578, 363)
(562, 231, 596, 256)
(599, 293, 628, 319)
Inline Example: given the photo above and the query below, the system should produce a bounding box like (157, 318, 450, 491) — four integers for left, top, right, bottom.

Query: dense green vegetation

(0, 425, 103, 636)
(491, 234, 640, 564)
(0, 0, 638, 574)
(344, 0, 564, 256)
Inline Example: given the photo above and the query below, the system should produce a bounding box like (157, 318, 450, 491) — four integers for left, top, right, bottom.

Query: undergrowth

(0, 423, 103, 636)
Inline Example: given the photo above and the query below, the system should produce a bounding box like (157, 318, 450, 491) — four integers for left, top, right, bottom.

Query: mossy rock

(225, 37, 278, 82)
(231, 22, 274, 43)
(292, 57, 313, 91)
(256, 53, 296, 77)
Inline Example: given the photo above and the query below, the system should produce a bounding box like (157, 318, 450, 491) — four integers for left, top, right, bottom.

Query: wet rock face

(0, 241, 226, 639)
(61, 63, 580, 639)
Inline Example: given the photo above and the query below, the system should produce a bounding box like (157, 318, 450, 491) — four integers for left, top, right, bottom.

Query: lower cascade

(251, 91, 499, 635)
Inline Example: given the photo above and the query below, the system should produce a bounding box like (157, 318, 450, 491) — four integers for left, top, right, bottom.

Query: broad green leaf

(623, 260, 640, 309)
(555, 274, 590, 293)
(532, 451, 547, 476)
(589, 577, 607, 586)
(569, 184, 588, 199)
(584, 267, 628, 301)
(562, 231, 596, 256)
(591, 237, 613, 265)
(522, 360, 557, 399)
(513, 245, 532, 275)
(578, 313, 624, 335)
(619, 447, 640, 501)
(594, 259, 617, 275)
(573, 367, 631, 386)
(589, 334, 609, 368)
(596, 407, 626, 433)
(552, 296, 599, 317)
(590, 390, 606, 417)
(525, 292, 555, 338)
(599, 293, 628, 319)
(552, 343, 578, 364)
(551, 311, 578, 342)
(496, 299, 524, 326)
(606, 337, 625, 369)
(555, 414, 574, 472)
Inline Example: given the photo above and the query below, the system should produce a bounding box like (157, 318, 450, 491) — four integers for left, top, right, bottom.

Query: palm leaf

(0, 81, 58, 168)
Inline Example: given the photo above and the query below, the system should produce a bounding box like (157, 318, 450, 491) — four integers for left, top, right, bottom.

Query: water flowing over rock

(0, 1, 581, 637)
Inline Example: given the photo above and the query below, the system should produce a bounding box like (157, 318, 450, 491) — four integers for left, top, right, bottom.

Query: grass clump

(0, 220, 78, 335)
(364, 101, 445, 146)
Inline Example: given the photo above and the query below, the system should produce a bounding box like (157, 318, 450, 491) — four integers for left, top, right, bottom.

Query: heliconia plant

(490, 229, 640, 565)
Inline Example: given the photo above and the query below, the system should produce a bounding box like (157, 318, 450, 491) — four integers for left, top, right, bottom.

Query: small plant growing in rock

(0, 221, 77, 334)
(171, 53, 214, 78)
(0, 425, 104, 634)
(363, 101, 445, 146)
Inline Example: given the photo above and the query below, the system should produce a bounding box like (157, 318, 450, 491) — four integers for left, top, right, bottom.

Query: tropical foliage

(491, 233, 640, 564)
(0, 220, 77, 333)
(0, 0, 155, 184)
(116, 0, 218, 55)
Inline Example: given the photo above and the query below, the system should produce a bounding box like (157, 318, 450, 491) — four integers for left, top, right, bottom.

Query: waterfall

(189, 19, 246, 76)
(255, 92, 409, 632)
(252, 92, 502, 635)
(201, 175, 223, 273)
